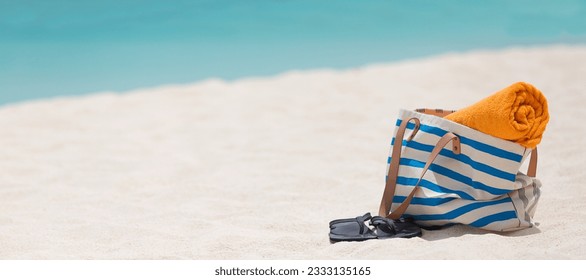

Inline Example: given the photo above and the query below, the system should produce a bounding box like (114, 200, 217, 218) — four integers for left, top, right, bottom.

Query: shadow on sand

(420, 224, 542, 241)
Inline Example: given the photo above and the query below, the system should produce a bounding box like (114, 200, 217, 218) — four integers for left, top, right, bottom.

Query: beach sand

(0, 45, 585, 259)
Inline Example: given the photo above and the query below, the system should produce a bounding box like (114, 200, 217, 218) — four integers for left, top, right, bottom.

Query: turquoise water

(1, 0, 585, 105)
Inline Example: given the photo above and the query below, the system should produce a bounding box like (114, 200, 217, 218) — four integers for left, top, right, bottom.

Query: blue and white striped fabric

(387, 109, 541, 231)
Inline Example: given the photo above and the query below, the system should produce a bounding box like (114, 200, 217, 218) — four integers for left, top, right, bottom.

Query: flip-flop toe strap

(370, 216, 397, 235)
(356, 213, 373, 234)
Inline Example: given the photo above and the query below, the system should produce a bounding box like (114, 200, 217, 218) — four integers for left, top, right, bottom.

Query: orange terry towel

(444, 82, 549, 149)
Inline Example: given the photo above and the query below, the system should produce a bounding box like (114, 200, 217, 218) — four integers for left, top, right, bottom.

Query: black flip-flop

(329, 213, 378, 242)
(370, 216, 422, 239)
(329, 213, 422, 242)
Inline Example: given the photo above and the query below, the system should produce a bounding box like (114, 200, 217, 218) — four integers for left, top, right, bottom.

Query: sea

(1, 0, 585, 105)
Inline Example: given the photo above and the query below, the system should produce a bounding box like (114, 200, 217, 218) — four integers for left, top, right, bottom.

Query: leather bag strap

(415, 108, 457, 118)
(527, 148, 538, 177)
(378, 117, 420, 217)
(385, 132, 460, 219)
(378, 116, 461, 219)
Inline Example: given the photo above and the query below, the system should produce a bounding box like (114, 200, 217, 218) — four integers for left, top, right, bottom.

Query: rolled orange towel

(444, 82, 549, 149)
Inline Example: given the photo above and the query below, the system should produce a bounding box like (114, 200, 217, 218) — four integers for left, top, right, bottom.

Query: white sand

(0, 45, 585, 259)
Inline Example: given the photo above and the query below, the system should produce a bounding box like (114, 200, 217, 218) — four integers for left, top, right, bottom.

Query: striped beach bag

(378, 109, 541, 231)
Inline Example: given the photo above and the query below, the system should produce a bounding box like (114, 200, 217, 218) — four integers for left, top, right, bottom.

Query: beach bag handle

(378, 109, 539, 219)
